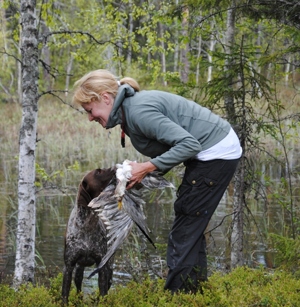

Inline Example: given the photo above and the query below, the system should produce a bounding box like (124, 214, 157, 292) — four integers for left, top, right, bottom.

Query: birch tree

(180, 6, 190, 83)
(14, 0, 38, 286)
(207, 18, 216, 83)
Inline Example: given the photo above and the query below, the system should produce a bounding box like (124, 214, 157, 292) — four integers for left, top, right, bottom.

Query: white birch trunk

(127, 0, 133, 66)
(224, 6, 235, 113)
(14, 0, 38, 287)
(207, 35, 216, 82)
(180, 7, 189, 83)
(18, 37, 22, 104)
(65, 55, 73, 96)
(173, 0, 179, 72)
(207, 17, 216, 83)
(195, 35, 202, 84)
(255, 24, 262, 74)
(159, 22, 167, 87)
(285, 54, 291, 86)
(174, 38, 179, 72)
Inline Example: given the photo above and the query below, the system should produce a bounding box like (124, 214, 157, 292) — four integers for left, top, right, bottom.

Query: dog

(62, 167, 115, 304)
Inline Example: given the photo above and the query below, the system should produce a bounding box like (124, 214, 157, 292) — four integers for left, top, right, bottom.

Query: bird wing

(141, 171, 175, 190)
(87, 177, 144, 278)
(88, 208, 134, 279)
(123, 189, 156, 248)
(88, 188, 155, 279)
(87, 168, 174, 279)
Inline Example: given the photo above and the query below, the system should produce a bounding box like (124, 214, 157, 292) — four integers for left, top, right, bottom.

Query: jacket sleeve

(130, 108, 202, 172)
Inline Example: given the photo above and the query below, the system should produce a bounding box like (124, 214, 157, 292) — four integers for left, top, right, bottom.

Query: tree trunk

(284, 54, 291, 86)
(173, 0, 179, 72)
(224, 4, 236, 120)
(127, 0, 133, 66)
(195, 34, 202, 84)
(207, 19, 216, 83)
(65, 54, 73, 96)
(14, 0, 39, 287)
(18, 38, 22, 104)
(180, 6, 189, 83)
(223, 1, 245, 268)
(159, 22, 167, 86)
(231, 157, 245, 268)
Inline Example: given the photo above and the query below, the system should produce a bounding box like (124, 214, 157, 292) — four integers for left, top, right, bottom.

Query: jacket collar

(106, 84, 136, 129)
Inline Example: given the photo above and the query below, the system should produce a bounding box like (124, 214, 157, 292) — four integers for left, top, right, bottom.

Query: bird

(114, 159, 133, 209)
(87, 160, 174, 279)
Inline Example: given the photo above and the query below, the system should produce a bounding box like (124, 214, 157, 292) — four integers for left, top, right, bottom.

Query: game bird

(88, 160, 174, 279)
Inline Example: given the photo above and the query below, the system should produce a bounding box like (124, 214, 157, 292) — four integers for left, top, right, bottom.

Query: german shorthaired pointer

(62, 167, 115, 304)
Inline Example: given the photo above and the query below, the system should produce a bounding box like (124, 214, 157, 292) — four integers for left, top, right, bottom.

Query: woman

(73, 69, 242, 293)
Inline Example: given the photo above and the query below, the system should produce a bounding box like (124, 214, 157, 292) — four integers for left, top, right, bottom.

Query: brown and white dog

(62, 168, 115, 304)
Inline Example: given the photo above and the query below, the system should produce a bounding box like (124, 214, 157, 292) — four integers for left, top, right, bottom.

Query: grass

(34, 99, 139, 173)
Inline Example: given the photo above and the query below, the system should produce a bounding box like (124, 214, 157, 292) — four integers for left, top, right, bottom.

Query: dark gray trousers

(164, 158, 240, 293)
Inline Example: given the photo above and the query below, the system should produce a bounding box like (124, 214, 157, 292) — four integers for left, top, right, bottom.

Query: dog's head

(79, 167, 115, 205)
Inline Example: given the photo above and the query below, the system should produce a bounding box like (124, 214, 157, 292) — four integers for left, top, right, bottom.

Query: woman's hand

(127, 161, 157, 189)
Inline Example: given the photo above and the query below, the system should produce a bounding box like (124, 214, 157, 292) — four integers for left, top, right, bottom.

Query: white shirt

(196, 128, 242, 161)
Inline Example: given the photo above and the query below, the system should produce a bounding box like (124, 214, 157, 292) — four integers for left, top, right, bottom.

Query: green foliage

(201, 43, 272, 110)
(0, 283, 58, 307)
(1, 267, 300, 306)
(35, 161, 80, 187)
(208, 267, 300, 306)
(2, 0, 300, 96)
(269, 234, 300, 275)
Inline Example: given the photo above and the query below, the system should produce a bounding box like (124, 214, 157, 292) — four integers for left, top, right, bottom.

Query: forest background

(1, 0, 300, 305)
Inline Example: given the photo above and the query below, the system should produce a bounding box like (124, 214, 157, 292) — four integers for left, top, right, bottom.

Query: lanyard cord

(121, 106, 126, 148)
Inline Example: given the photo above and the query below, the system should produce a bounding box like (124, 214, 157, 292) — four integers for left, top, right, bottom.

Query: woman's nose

(88, 113, 94, 121)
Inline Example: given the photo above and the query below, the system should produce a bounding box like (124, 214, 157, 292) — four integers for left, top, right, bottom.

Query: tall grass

(0, 99, 144, 192)
(35, 99, 140, 176)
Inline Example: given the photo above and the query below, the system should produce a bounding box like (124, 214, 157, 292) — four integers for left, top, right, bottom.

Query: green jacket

(106, 85, 231, 172)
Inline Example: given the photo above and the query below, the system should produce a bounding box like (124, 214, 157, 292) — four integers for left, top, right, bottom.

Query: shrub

(0, 283, 58, 307)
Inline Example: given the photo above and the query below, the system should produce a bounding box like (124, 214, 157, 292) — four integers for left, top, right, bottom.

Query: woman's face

(82, 93, 114, 128)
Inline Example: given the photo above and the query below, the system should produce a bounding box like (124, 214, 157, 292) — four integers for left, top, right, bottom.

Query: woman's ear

(101, 92, 113, 105)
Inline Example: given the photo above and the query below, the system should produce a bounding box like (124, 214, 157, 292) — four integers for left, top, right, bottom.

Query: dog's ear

(81, 178, 88, 190)
(78, 180, 93, 204)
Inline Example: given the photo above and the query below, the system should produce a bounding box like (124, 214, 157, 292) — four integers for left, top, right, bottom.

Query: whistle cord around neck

(121, 106, 126, 148)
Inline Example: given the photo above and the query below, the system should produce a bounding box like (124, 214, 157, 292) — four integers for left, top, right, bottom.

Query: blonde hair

(72, 69, 140, 106)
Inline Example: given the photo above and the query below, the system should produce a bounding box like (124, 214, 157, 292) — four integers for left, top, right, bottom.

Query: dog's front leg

(62, 265, 74, 305)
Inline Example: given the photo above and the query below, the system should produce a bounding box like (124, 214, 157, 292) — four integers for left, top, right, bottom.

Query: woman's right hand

(126, 161, 157, 189)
